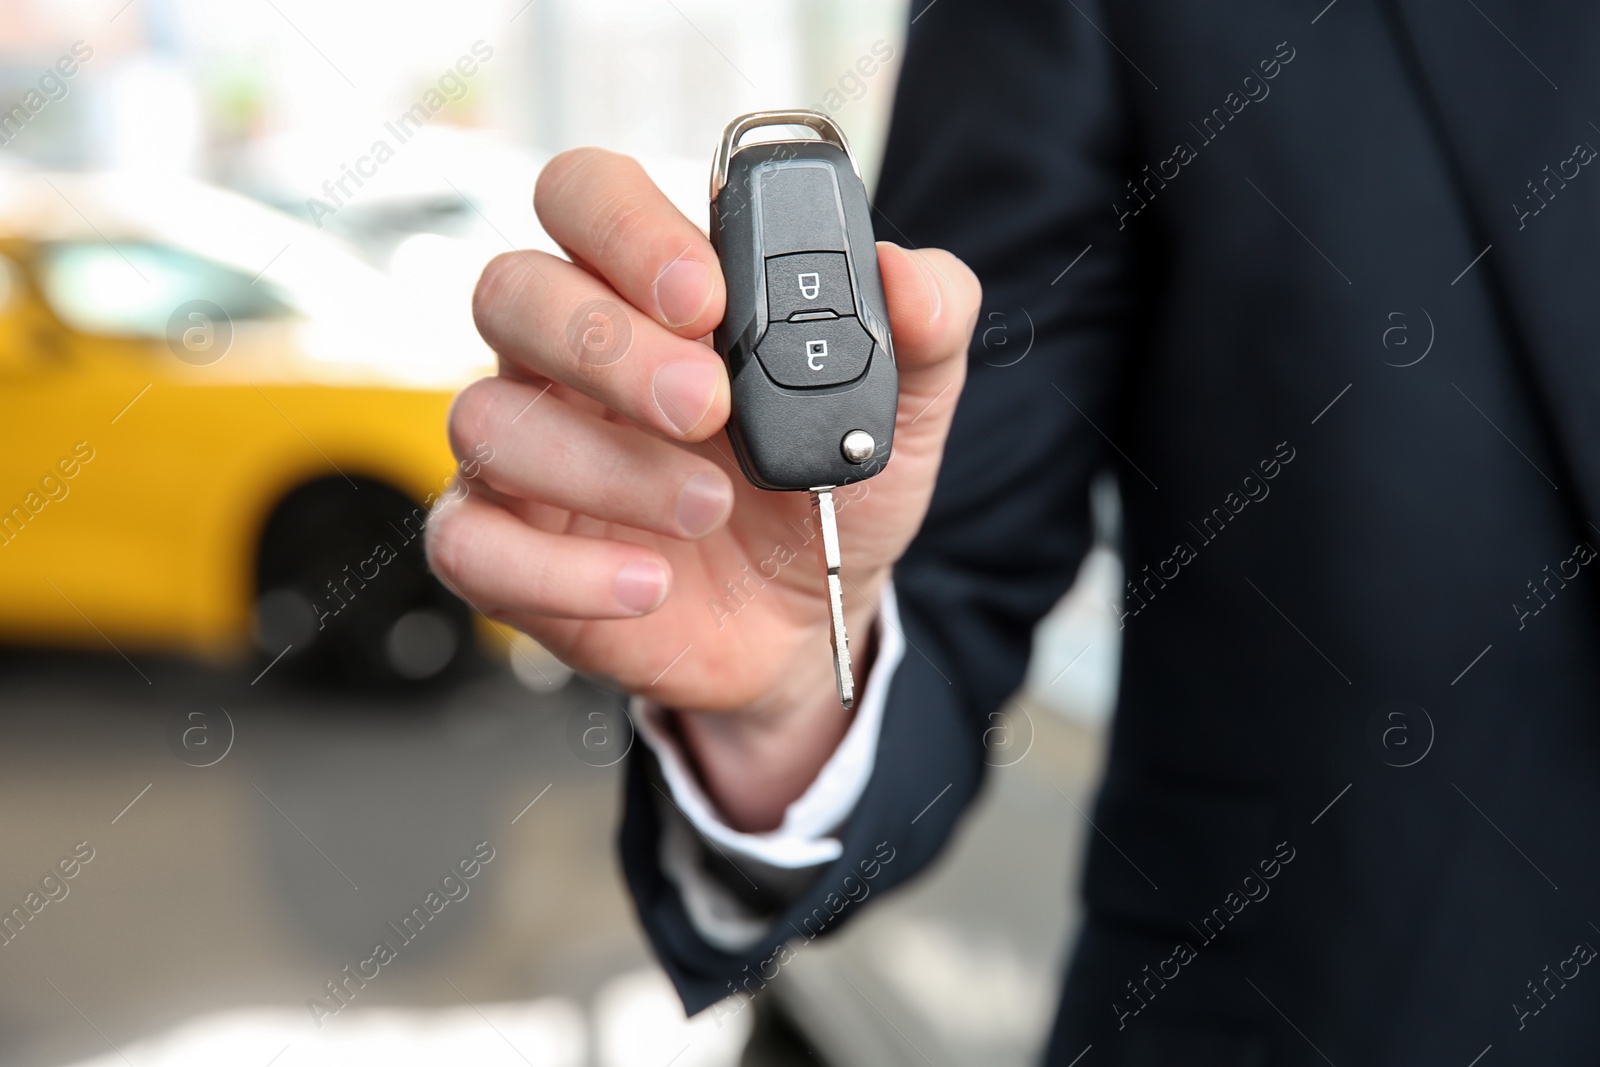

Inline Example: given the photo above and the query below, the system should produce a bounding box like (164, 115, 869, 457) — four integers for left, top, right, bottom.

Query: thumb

(876, 240, 981, 433)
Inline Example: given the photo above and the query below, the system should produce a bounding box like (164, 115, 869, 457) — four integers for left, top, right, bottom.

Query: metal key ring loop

(710, 109, 862, 199)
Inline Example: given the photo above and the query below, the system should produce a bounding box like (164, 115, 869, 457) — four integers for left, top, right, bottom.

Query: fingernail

(614, 560, 667, 614)
(652, 361, 719, 436)
(675, 473, 733, 538)
(655, 257, 713, 328)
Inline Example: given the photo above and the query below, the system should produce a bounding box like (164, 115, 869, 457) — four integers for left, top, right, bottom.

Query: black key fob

(709, 110, 897, 492)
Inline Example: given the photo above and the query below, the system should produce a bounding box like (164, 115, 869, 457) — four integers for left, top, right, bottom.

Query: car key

(709, 110, 898, 709)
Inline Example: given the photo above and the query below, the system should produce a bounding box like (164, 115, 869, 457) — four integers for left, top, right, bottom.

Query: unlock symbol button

(797, 272, 821, 300)
(755, 317, 872, 388)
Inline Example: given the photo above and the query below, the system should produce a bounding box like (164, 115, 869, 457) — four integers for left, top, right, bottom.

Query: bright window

(37, 241, 290, 338)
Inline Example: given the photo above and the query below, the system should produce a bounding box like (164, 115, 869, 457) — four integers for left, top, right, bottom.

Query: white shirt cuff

(632, 580, 905, 947)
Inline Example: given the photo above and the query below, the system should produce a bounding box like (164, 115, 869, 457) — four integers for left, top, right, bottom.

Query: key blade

(812, 489, 855, 709)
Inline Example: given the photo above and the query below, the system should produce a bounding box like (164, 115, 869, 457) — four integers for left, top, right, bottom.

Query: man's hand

(426, 148, 980, 830)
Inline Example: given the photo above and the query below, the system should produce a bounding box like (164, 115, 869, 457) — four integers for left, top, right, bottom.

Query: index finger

(536, 147, 726, 340)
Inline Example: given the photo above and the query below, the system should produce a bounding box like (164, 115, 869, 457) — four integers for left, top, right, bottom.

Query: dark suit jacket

(622, 1, 1600, 1062)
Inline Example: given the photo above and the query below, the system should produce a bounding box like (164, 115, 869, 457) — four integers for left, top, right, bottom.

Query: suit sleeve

(620, 0, 1140, 1015)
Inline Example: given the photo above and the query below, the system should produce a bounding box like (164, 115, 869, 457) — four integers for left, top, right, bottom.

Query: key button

(765, 252, 853, 321)
(755, 317, 873, 388)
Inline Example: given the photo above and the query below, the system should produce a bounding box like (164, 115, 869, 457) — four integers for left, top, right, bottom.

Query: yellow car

(0, 170, 497, 684)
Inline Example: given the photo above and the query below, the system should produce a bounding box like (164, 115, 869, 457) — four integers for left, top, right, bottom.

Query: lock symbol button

(764, 252, 852, 321)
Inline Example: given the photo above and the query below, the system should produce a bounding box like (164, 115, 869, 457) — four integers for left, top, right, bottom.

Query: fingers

(877, 242, 983, 376)
(448, 376, 735, 540)
(472, 249, 730, 441)
(535, 148, 725, 339)
(427, 490, 672, 620)
(875, 242, 982, 438)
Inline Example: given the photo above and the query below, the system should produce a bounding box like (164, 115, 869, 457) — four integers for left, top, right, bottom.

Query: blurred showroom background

(0, 1, 1125, 1064)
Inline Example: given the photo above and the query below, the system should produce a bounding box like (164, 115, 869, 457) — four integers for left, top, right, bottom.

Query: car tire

(253, 476, 474, 688)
